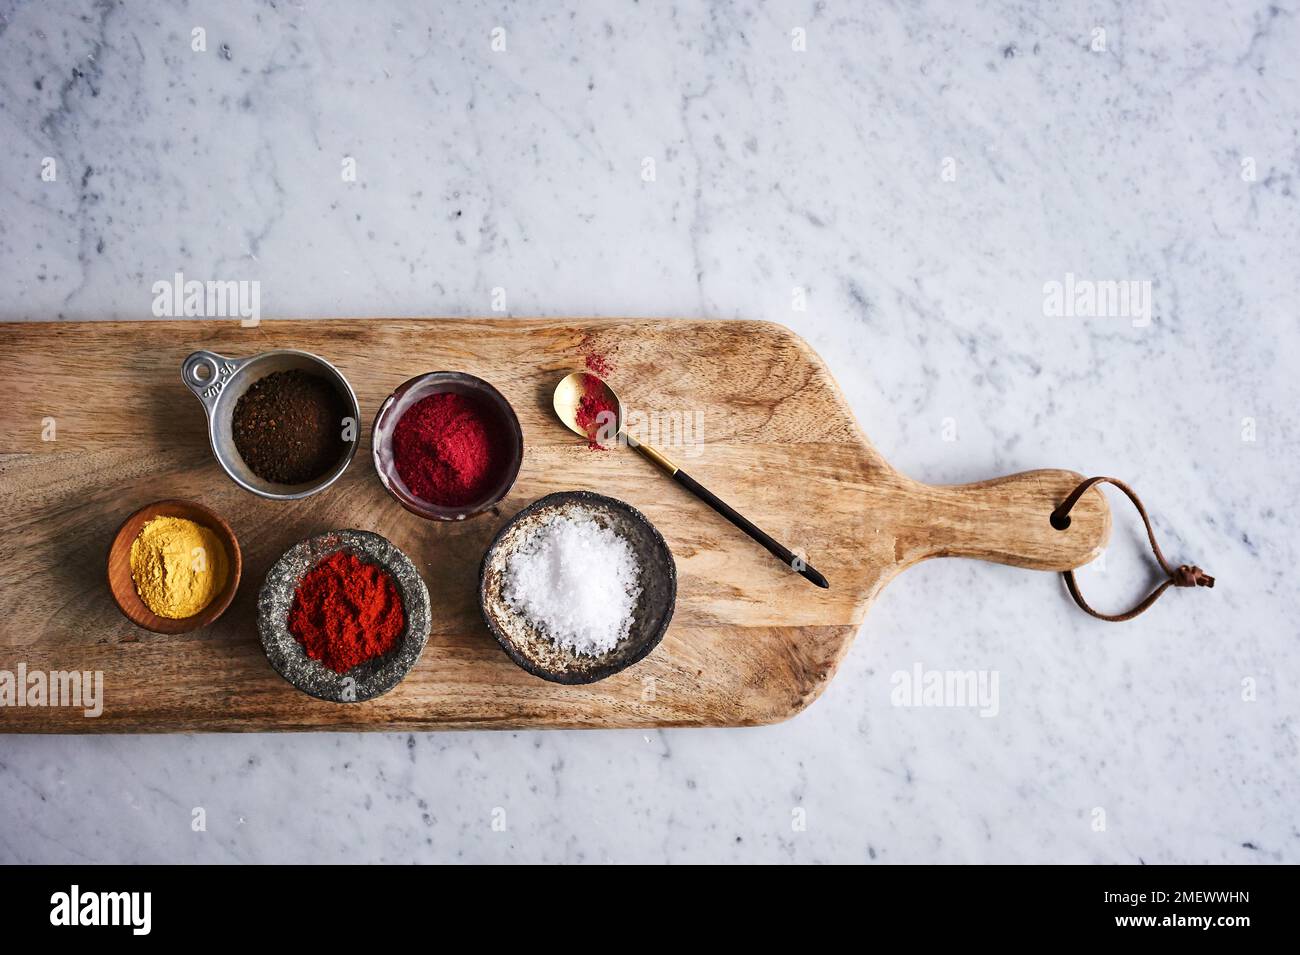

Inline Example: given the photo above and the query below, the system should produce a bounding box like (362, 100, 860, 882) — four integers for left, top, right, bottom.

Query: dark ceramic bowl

(257, 529, 430, 702)
(371, 371, 524, 521)
(479, 491, 677, 684)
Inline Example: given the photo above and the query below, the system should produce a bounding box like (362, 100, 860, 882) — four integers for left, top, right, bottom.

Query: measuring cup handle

(181, 350, 241, 414)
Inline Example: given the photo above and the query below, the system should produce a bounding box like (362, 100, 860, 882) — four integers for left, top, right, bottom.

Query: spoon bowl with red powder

(372, 372, 524, 521)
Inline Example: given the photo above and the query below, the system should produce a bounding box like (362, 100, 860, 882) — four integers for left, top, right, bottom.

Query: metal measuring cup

(181, 349, 361, 501)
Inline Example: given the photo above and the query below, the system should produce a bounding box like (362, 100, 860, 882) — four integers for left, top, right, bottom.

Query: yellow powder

(130, 516, 229, 619)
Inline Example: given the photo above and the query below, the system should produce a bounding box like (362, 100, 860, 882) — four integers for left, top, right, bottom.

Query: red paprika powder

(288, 550, 405, 673)
(392, 392, 505, 506)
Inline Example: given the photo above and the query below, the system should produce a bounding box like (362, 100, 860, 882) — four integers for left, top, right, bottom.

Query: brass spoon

(553, 372, 829, 589)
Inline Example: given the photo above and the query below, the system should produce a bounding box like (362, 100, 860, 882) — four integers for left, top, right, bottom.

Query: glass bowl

(371, 371, 524, 521)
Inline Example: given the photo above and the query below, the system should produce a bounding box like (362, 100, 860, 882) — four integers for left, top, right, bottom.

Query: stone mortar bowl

(479, 490, 677, 684)
(258, 529, 430, 702)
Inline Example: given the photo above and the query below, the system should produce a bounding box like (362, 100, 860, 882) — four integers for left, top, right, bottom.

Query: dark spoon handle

(673, 469, 829, 589)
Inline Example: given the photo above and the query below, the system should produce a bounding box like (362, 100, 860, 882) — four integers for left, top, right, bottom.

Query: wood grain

(0, 319, 1109, 732)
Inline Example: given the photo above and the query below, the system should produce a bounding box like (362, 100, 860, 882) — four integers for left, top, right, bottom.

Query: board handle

(903, 468, 1110, 572)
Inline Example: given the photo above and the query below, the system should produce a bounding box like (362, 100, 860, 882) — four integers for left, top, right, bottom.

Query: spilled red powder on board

(288, 550, 405, 674)
(392, 392, 506, 506)
(575, 379, 619, 450)
(579, 333, 614, 378)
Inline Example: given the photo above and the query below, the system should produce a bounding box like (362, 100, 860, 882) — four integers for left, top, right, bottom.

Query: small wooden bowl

(107, 499, 242, 634)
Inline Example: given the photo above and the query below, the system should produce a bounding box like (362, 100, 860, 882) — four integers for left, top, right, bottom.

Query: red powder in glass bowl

(391, 392, 507, 506)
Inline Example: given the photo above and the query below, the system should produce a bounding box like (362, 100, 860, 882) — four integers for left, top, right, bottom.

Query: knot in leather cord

(1172, 564, 1214, 589)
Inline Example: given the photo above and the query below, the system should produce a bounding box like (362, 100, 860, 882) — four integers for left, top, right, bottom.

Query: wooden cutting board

(0, 319, 1109, 732)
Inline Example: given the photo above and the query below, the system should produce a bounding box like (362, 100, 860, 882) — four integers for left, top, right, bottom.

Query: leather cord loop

(1052, 476, 1214, 622)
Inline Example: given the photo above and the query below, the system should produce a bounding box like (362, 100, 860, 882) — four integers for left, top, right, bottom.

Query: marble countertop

(2, 0, 1296, 863)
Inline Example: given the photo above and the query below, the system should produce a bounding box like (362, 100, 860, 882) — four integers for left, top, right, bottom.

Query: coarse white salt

(502, 511, 642, 657)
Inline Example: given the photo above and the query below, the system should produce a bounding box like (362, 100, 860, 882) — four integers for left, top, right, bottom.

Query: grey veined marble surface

(2, 0, 1297, 863)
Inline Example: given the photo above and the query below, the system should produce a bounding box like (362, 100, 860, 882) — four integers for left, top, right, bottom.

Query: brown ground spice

(232, 369, 350, 484)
